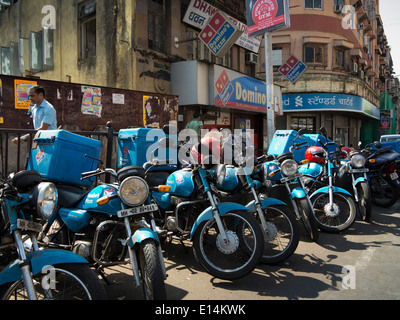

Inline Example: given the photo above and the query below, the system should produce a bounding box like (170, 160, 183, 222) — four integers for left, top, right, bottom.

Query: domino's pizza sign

(199, 11, 243, 58)
(278, 55, 307, 83)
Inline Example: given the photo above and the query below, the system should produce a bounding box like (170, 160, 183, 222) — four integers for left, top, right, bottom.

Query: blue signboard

(279, 55, 307, 83)
(282, 93, 380, 120)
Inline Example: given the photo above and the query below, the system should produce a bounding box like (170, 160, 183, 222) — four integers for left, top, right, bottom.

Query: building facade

(0, 0, 398, 148)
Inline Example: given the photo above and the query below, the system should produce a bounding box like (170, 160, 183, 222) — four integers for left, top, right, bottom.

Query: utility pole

(265, 32, 275, 145)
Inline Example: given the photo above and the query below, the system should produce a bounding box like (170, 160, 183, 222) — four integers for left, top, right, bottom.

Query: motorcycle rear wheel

(311, 192, 357, 233)
(138, 239, 167, 300)
(369, 175, 400, 208)
(192, 211, 263, 280)
(0, 263, 107, 300)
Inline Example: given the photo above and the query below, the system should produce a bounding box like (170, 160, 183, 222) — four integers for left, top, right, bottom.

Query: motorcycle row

(0, 124, 399, 300)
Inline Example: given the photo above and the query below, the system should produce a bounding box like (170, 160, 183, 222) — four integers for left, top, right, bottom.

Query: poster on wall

(143, 96, 161, 128)
(380, 109, 391, 130)
(14, 79, 37, 109)
(81, 86, 103, 118)
(245, 0, 290, 37)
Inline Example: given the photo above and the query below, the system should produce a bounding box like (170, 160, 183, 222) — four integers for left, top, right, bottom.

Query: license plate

(390, 172, 399, 180)
(281, 172, 303, 183)
(117, 204, 158, 218)
(17, 219, 43, 233)
(349, 168, 369, 173)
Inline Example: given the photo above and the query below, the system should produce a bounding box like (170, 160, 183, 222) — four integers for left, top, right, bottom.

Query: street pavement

(103, 201, 400, 301)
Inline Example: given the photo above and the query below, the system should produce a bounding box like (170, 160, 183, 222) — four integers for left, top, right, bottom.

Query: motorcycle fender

(129, 228, 159, 248)
(290, 188, 307, 199)
(189, 202, 249, 241)
(0, 249, 88, 286)
(310, 186, 352, 198)
(354, 177, 367, 186)
(246, 198, 287, 212)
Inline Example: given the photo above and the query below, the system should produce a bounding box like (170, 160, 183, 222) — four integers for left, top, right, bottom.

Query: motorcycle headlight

(216, 164, 226, 186)
(351, 154, 366, 168)
(37, 182, 58, 220)
(118, 176, 149, 206)
(281, 159, 298, 176)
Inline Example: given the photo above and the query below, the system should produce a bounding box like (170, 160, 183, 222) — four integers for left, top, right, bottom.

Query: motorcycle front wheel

(357, 181, 372, 222)
(192, 211, 263, 280)
(258, 205, 300, 264)
(369, 175, 400, 208)
(311, 192, 357, 233)
(138, 239, 167, 300)
(294, 198, 319, 242)
(0, 264, 107, 300)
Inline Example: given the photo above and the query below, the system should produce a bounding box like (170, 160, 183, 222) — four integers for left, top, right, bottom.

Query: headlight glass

(281, 159, 299, 176)
(37, 182, 58, 220)
(216, 164, 226, 186)
(351, 154, 366, 168)
(118, 176, 149, 206)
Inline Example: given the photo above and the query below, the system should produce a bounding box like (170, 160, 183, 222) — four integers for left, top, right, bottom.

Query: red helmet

(305, 146, 325, 164)
(190, 136, 221, 165)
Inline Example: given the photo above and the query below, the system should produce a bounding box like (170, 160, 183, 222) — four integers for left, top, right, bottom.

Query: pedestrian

(185, 112, 203, 145)
(12, 85, 57, 144)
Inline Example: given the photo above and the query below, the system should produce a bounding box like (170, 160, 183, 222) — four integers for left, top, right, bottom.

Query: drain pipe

(17, 0, 22, 76)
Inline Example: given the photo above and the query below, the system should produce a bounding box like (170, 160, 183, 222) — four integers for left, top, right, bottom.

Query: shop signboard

(282, 93, 380, 120)
(245, 0, 290, 37)
(278, 55, 307, 83)
(199, 11, 243, 58)
(183, 0, 262, 53)
(213, 65, 267, 113)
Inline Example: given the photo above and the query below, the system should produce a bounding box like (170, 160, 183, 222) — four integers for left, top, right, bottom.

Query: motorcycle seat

(145, 171, 171, 187)
(117, 166, 146, 182)
(57, 184, 89, 207)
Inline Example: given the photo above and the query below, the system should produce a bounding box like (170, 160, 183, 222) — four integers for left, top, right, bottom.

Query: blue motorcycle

(336, 147, 372, 222)
(145, 139, 264, 280)
(262, 128, 319, 242)
(40, 164, 168, 300)
(299, 133, 357, 233)
(0, 170, 106, 300)
(210, 134, 300, 263)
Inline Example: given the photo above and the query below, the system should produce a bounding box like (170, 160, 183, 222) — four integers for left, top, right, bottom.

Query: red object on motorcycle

(305, 146, 325, 164)
(340, 147, 352, 159)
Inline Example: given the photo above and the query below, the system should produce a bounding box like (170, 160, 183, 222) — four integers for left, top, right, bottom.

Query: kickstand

(166, 232, 189, 257)
(96, 265, 111, 285)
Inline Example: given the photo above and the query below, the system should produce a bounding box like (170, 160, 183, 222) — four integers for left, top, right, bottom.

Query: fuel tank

(165, 169, 195, 198)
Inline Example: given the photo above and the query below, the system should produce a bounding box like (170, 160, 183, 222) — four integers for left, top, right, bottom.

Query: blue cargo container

(268, 130, 310, 161)
(268, 130, 338, 162)
(27, 130, 101, 187)
(117, 128, 178, 168)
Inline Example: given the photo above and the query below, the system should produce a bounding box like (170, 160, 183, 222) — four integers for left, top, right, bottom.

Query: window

(79, 0, 96, 60)
(0, 47, 11, 75)
(291, 117, 316, 133)
(305, 0, 323, 9)
(304, 44, 326, 65)
(148, 0, 166, 52)
(334, 48, 346, 68)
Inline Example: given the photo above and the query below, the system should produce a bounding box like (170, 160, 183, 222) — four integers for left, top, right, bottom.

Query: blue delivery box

(27, 130, 101, 187)
(117, 128, 178, 169)
(268, 130, 310, 161)
(268, 130, 338, 162)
